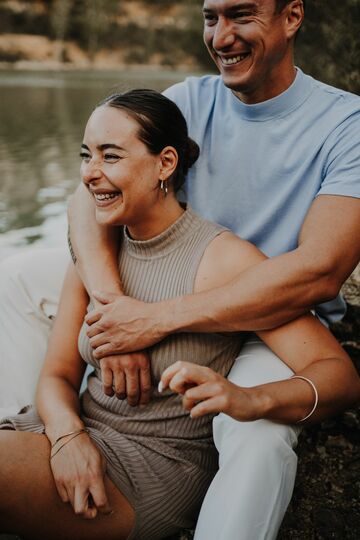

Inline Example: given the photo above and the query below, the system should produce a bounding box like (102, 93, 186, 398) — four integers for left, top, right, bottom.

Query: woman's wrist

(45, 416, 85, 447)
(242, 377, 320, 424)
(50, 428, 89, 461)
(240, 386, 276, 422)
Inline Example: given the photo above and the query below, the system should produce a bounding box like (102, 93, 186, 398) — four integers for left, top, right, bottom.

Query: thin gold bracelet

(291, 375, 319, 423)
(51, 428, 87, 448)
(50, 429, 89, 461)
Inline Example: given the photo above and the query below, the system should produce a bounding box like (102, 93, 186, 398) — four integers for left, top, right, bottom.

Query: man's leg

(0, 248, 69, 417)
(194, 336, 301, 540)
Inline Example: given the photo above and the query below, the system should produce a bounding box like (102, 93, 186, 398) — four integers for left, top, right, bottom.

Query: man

(1, 1, 359, 538)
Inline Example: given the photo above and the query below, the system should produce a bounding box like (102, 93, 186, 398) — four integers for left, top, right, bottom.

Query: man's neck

(232, 64, 297, 105)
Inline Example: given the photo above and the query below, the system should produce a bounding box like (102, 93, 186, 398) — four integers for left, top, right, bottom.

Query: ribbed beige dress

(1, 208, 243, 539)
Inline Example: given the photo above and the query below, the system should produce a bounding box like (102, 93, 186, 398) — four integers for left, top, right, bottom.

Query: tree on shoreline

(50, 0, 72, 62)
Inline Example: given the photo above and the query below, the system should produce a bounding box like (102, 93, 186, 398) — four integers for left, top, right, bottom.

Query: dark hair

(98, 89, 199, 193)
(275, 0, 305, 13)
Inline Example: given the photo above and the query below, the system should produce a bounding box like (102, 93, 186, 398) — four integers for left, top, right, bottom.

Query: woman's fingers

(160, 361, 185, 391)
(160, 361, 215, 393)
(160, 364, 239, 419)
(101, 365, 115, 396)
(139, 361, 152, 405)
(99, 353, 151, 404)
(185, 381, 253, 421)
(188, 396, 225, 418)
(54, 481, 70, 504)
(182, 382, 225, 412)
(89, 481, 113, 515)
(125, 368, 140, 406)
(70, 468, 111, 519)
(113, 369, 126, 399)
(73, 485, 97, 519)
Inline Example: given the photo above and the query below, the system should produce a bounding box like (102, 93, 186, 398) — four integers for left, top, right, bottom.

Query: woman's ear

(159, 146, 178, 182)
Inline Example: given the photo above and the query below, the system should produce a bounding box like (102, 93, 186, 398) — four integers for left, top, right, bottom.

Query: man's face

(203, 0, 295, 103)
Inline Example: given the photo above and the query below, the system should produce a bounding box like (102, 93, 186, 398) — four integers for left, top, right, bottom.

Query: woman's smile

(90, 189, 123, 207)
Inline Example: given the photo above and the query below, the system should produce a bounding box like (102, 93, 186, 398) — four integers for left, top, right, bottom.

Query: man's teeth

(222, 54, 248, 65)
(94, 193, 120, 201)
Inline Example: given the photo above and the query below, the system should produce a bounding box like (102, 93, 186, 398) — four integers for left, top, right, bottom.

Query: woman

(0, 90, 358, 540)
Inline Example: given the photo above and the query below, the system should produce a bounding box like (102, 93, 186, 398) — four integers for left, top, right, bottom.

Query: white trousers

(195, 338, 300, 540)
(0, 248, 69, 417)
(0, 248, 299, 539)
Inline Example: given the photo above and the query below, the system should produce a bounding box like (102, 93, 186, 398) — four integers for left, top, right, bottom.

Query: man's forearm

(85, 247, 344, 355)
(167, 196, 360, 336)
(166, 248, 341, 334)
(68, 185, 123, 298)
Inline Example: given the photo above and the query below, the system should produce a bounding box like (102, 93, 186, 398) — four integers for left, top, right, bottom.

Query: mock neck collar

(228, 68, 314, 121)
(123, 206, 198, 258)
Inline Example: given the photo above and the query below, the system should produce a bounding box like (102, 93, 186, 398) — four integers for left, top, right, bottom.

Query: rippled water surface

(0, 69, 187, 259)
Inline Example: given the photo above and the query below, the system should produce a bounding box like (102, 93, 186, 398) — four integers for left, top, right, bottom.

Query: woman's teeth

(94, 192, 120, 201)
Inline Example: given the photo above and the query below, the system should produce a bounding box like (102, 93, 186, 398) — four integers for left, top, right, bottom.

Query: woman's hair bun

(184, 137, 200, 172)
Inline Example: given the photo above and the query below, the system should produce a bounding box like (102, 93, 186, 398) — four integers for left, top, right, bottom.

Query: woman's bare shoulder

(194, 230, 267, 293)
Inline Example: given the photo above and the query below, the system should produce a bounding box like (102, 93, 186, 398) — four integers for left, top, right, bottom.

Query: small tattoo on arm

(67, 226, 77, 264)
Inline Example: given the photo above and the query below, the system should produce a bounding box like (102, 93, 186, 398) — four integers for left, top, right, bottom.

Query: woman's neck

(127, 198, 185, 241)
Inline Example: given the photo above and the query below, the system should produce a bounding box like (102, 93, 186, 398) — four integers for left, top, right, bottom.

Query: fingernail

(158, 381, 164, 393)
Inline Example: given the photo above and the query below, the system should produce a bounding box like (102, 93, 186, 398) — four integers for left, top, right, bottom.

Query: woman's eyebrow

(80, 143, 125, 151)
(98, 143, 125, 151)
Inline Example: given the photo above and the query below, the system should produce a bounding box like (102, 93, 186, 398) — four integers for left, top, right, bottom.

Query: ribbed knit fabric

(1, 208, 243, 539)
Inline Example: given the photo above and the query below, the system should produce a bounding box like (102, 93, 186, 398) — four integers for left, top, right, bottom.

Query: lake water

(0, 69, 189, 260)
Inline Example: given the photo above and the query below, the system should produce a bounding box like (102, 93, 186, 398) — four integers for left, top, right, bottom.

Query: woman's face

(80, 105, 164, 230)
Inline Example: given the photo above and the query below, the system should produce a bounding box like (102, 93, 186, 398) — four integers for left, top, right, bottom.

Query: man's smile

(217, 52, 251, 66)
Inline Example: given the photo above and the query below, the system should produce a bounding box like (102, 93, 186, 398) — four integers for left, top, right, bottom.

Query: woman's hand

(99, 352, 152, 406)
(50, 431, 112, 519)
(160, 361, 259, 421)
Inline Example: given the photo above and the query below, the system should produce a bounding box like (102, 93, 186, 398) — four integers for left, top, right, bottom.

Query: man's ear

(159, 146, 178, 181)
(284, 1, 304, 40)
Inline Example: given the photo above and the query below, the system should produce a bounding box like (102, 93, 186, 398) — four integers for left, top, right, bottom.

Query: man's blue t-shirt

(164, 68, 360, 324)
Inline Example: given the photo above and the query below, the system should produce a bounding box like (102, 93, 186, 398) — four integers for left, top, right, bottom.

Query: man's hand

(85, 291, 167, 354)
(99, 352, 152, 406)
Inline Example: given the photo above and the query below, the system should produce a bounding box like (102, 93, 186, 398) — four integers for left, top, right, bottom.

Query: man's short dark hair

(275, 0, 305, 13)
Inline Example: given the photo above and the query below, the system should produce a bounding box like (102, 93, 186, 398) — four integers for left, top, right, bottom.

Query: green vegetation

(0, 0, 358, 93)
(296, 0, 360, 94)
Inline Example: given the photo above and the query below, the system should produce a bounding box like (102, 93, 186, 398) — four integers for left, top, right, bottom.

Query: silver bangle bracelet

(291, 375, 319, 423)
